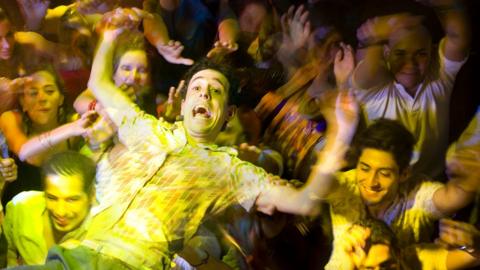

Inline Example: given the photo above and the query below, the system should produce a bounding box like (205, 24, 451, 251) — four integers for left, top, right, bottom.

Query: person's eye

(44, 88, 56, 94)
(138, 67, 147, 74)
(192, 86, 201, 91)
(380, 171, 392, 177)
(360, 166, 369, 172)
(27, 90, 38, 96)
(121, 65, 131, 71)
(66, 198, 79, 203)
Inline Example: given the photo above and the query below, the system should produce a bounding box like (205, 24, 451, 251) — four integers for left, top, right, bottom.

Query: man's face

(20, 71, 64, 126)
(181, 69, 233, 143)
(113, 50, 150, 102)
(387, 29, 431, 91)
(356, 148, 402, 206)
(44, 173, 91, 233)
(0, 19, 15, 60)
(359, 244, 399, 270)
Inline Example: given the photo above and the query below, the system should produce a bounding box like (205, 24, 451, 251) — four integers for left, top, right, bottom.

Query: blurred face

(359, 244, 399, 270)
(308, 27, 342, 64)
(20, 71, 64, 126)
(0, 19, 15, 60)
(45, 173, 91, 233)
(181, 69, 234, 143)
(356, 148, 402, 206)
(239, 3, 267, 34)
(387, 29, 431, 92)
(113, 50, 150, 102)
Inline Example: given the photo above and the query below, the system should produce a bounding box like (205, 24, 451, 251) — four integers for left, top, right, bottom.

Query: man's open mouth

(192, 105, 211, 118)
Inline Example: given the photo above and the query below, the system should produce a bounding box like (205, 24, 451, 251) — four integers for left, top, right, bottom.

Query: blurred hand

(83, 109, 117, 148)
(280, 5, 310, 52)
(342, 225, 371, 270)
(97, 7, 149, 38)
(71, 110, 98, 137)
(334, 42, 355, 88)
(0, 158, 18, 183)
(18, 0, 51, 30)
(164, 80, 185, 121)
(437, 219, 480, 254)
(156, 41, 194, 65)
(446, 146, 480, 193)
(356, 13, 422, 46)
(207, 41, 238, 59)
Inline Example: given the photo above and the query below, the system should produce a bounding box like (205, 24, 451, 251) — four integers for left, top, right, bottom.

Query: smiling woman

(0, 66, 80, 206)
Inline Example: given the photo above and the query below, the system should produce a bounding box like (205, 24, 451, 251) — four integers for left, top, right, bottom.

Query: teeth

(193, 105, 211, 118)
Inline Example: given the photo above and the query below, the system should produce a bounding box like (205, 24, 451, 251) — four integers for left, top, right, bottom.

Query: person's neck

(366, 197, 395, 219)
(186, 133, 217, 148)
(31, 120, 58, 134)
(43, 212, 64, 248)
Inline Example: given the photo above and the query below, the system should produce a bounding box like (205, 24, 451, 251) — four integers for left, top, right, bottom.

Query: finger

(281, 14, 288, 32)
(177, 57, 194, 66)
(299, 10, 309, 26)
(293, 5, 304, 21)
(287, 5, 295, 19)
(167, 86, 175, 102)
(334, 48, 343, 63)
(176, 80, 185, 94)
(303, 21, 311, 36)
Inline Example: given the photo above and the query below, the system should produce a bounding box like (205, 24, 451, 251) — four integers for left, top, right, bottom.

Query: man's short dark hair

(180, 57, 240, 106)
(42, 151, 96, 194)
(349, 119, 416, 172)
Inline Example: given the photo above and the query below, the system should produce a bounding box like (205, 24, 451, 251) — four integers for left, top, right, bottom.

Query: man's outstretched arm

(256, 91, 358, 216)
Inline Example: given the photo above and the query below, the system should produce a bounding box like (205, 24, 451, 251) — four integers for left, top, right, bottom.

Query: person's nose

(199, 87, 210, 100)
(366, 171, 380, 188)
(55, 200, 67, 217)
(0, 38, 10, 49)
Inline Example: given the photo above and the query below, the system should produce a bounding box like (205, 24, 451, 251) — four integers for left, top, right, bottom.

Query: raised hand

(156, 41, 194, 65)
(356, 13, 422, 46)
(281, 5, 310, 52)
(334, 42, 355, 88)
(206, 40, 238, 59)
(164, 80, 185, 121)
(97, 7, 149, 38)
(17, 0, 50, 30)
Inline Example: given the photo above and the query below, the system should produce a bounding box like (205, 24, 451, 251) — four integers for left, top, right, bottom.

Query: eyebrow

(359, 162, 396, 171)
(191, 76, 226, 88)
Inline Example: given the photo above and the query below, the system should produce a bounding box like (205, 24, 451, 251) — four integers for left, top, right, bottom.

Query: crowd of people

(0, 0, 478, 269)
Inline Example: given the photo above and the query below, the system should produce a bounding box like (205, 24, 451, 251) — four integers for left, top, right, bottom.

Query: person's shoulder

(7, 191, 45, 211)
(0, 110, 23, 129)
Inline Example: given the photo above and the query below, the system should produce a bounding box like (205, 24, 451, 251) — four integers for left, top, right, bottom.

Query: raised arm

(352, 14, 421, 89)
(424, 0, 471, 61)
(256, 91, 359, 215)
(88, 9, 143, 126)
(432, 146, 479, 216)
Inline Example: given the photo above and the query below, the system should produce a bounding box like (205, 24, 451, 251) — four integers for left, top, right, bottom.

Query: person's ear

(383, 44, 391, 59)
(226, 105, 236, 122)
